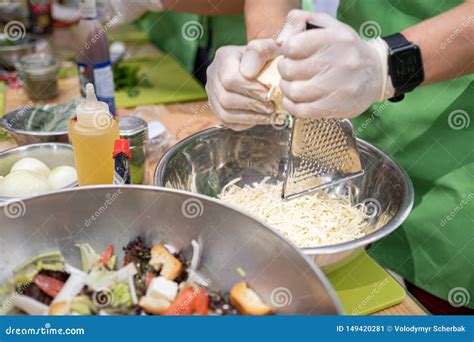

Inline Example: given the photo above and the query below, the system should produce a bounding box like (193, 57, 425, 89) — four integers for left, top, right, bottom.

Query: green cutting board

(108, 24, 150, 45)
(326, 251, 406, 315)
(115, 55, 207, 109)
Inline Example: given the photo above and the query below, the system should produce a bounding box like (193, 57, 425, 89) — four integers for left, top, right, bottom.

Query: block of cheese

(256, 56, 282, 88)
(256, 56, 286, 125)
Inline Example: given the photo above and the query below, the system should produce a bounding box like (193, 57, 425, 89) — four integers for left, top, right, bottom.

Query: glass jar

(15, 53, 59, 100)
(119, 116, 148, 184)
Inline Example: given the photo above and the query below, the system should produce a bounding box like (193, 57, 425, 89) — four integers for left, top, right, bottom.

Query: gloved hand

(205, 39, 279, 130)
(276, 10, 393, 119)
(107, 0, 164, 26)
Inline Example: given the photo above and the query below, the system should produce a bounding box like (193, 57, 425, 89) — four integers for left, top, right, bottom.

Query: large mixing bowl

(155, 125, 414, 269)
(0, 186, 343, 315)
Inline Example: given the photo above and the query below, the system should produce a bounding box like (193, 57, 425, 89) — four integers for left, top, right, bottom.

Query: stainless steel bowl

(1, 108, 69, 146)
(0, 143, 77, 201)
(0, 186, 343, 315)
(0, 34, 36, 70)
(155, 125, 414, 270)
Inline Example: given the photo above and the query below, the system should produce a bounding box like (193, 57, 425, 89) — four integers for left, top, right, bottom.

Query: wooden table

(0, 28, 426, 316)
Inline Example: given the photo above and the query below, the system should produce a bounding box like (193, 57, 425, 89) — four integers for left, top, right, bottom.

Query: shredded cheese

(219, 178, 370, 248)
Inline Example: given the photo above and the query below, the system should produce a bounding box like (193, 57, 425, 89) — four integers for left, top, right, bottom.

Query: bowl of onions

(0, 143, 77, 201)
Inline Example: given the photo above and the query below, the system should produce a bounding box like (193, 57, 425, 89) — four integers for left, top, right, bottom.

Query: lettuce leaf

(13, 252, 64, 287)
(111, 282, 133, 307)
(76, 243, 100, 273)
(71, 295, 97, 315)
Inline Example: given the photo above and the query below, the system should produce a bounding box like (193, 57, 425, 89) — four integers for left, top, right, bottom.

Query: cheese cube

(147, 276, 179, 301)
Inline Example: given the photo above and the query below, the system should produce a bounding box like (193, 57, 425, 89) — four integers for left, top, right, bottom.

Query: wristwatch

(382, 33, 424, 102)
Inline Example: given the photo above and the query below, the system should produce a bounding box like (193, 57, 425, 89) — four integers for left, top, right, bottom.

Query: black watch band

(382, 33, 424, 102)
(383, 32, 410, 49)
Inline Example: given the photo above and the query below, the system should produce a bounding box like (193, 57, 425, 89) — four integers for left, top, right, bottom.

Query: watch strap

(388, 94, 405, 103)
(383, 33, 409, 49)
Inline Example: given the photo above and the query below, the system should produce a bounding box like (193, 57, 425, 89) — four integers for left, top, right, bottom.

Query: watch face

(390, 46, 424, 91)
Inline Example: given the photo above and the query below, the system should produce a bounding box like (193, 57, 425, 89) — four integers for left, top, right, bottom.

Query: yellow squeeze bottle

(68, 83, 119, 185)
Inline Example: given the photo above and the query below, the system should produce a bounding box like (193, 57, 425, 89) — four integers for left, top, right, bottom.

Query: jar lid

(119, 116, 148, 146)
(15, 53, 59, 77)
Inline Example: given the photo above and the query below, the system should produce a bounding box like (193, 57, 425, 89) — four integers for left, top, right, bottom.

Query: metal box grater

(282, 118, 364, 199)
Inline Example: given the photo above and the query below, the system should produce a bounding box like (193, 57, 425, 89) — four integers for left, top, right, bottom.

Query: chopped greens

(123, 237, 155, 297)
(113, 62, 152, 98)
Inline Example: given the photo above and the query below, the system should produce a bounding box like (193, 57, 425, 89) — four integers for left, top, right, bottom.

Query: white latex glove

(205, 40, 279, 130)
(107, 0, 164, 26)
(276, 10, 393, 119)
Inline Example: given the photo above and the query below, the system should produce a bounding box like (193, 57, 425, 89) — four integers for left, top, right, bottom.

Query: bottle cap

(113, 139, 131, 159)
(79, 0, 97, 19)
(76, 83, 111, 127)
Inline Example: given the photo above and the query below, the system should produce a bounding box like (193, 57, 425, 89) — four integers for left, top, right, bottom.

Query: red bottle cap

(113, 139, 131, 159)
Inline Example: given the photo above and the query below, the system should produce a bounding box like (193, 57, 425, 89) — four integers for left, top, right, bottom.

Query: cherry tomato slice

(34, 274, 64, 298)
(193, 287, 209, 315)
(163, 287, 195, 315)
(101, 244, 114, 266)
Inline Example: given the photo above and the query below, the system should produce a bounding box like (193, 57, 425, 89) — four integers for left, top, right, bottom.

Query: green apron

(135, 11, 247, 74)
(338, 0, 474, 308)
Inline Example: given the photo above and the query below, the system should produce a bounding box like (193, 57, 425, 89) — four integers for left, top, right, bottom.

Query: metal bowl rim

(0, 142, 78, 201)
(0, 184, 345, 314)
(0, 34, 37, 52)
(154, 125, 414, 255)
(1, 111, 68, 137)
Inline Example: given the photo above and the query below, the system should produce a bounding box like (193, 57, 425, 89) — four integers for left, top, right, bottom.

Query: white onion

(0, 170, 51, 197)
(13, 295, 49, 315)
(48, 165, 77, 189)
(190, 239, 201, 271)
(10, 158, 50, 178)
(53, 273, 88, 304)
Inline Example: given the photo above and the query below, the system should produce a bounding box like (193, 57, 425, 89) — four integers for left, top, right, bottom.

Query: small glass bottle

(113, 139, 131, 185)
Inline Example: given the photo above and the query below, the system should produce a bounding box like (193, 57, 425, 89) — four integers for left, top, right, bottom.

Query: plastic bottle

(68, 83, 119, 185)
(76, 0, 116, 115)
